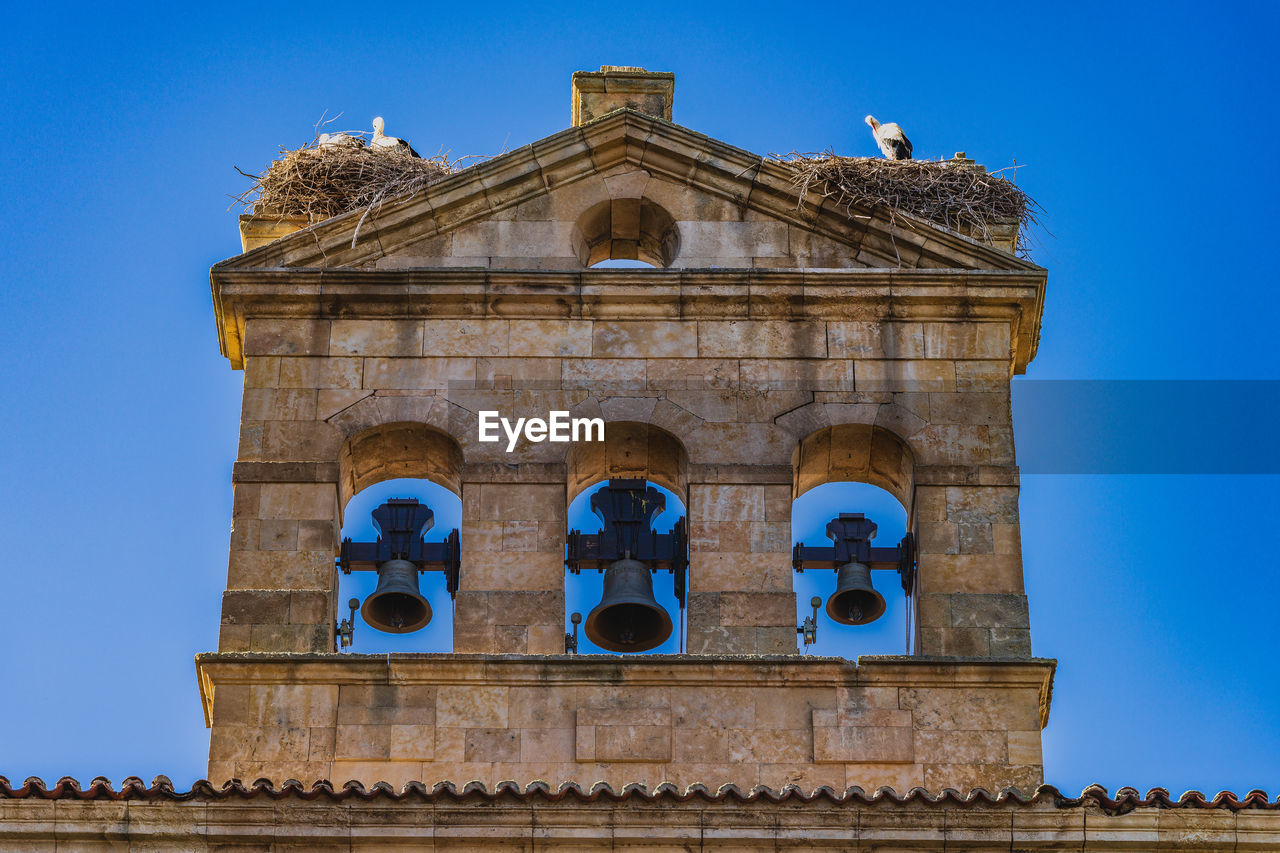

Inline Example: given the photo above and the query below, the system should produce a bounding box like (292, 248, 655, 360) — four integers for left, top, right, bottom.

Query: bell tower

(199, 68, 1053, 792)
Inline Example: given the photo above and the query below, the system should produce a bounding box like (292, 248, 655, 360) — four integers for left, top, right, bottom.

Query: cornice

(211, 267, 1046, 372)
(195, 653, 1055, 727)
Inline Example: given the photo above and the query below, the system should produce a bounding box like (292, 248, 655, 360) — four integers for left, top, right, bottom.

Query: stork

(371, 116, 420, 158)
(317, 131, 366, 150)
(865, 115, 913, 160)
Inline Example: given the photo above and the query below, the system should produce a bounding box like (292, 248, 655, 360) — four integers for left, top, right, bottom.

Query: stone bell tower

(199, 67, 1053, 793)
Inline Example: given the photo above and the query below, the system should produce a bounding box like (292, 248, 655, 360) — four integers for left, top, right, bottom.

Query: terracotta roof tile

(0, 777, 1275, 811)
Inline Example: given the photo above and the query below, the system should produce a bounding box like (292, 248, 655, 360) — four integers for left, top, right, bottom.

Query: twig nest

(775, 153, 1039, 254)
(238, 144, 454, 219)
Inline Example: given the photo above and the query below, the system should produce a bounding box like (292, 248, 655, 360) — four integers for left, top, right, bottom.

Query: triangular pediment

(217, 110, 1040, 273)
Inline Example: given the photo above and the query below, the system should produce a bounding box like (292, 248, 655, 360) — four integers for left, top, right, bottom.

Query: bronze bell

(584, 558, 673, 652)
(825, 561, 886, 626)
(361, 559, 432, 633)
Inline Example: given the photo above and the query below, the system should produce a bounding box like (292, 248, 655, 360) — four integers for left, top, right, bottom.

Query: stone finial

(571, 66, 674, 126)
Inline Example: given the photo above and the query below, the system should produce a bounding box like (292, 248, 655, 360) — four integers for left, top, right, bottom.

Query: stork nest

(234, 141, 1039, 257)
(773, 152, 1040, 255)
(235, 142, 460, 220)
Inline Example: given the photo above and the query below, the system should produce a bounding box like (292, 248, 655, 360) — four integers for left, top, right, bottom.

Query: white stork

(371, 116, 420, 158)
(865, 115, 913, 160)
(317, 131, 366, 150)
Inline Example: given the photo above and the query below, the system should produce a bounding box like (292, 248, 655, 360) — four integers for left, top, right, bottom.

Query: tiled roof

(1, 777, 1275, 811)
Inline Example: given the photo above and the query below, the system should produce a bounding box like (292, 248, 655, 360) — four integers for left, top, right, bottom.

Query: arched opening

(792, 482, 909, 656)
(792, 424, 914, 509)
(338, 422, 463, 518)
(566, 421, 688, 505)
(589, 258, 659, 269)
(791, 424, 917, 656)
(336, 423, 464, 653)
(564, 422, 690, 653)
(571, 198, 680, 268)
(339, 478, 461, 653)
(565, 480, 687, 654)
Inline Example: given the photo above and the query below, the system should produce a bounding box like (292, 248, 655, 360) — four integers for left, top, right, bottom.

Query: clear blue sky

(2, 0, 1277, 796)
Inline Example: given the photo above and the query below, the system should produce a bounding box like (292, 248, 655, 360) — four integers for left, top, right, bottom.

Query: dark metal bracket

(337, 597, 358, 649)
(797, 595, 821, 648)
(565, 611, 582, 654)
(792, 512, 916, 595)
(565, 479, 690, 610)
(338, 498, 462, 599)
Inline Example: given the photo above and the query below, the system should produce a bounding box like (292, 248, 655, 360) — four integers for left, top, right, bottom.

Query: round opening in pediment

(571, 198, 680, 268)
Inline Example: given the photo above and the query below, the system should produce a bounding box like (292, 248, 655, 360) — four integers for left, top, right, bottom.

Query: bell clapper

(617, 609, 637, 645)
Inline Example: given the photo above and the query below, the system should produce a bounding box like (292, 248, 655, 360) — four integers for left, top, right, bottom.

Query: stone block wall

(206, 95, 1053, 794)
(218, 303, 1032, 661)
(366, 164, 885, 271)
(686, 483, 796, 654)
(571, 67, 675, 126)
(915, 483, 1032, 656)
(221, 478, 339, 654)
(218, 295, 1034, 661)
(454, 477, 567, 655)
(199, 656, 1053, 792)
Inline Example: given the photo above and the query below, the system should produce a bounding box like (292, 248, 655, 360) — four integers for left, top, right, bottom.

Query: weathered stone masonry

(204, 71, 1052, 794)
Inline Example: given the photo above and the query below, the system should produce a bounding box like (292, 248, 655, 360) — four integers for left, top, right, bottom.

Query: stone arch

(791, 424, 915, 514)
(571, 198, 680, 267)
(565, 421, 688, 505)
(338, 422, 464, 514)
(324, 394, 451, 445)
(790, 424, 917, 657)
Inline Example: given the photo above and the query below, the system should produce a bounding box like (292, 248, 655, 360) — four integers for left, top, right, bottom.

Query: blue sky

(1, 0, 1277, 795)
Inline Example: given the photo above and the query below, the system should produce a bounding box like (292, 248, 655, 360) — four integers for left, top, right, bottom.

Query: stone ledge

(211, 267, 1044, 371)
(196, 653, 1055, 730)
(232, 461, 341, 483)
(196, 652, 1055, 683)
(194, 653, 1054, 792)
